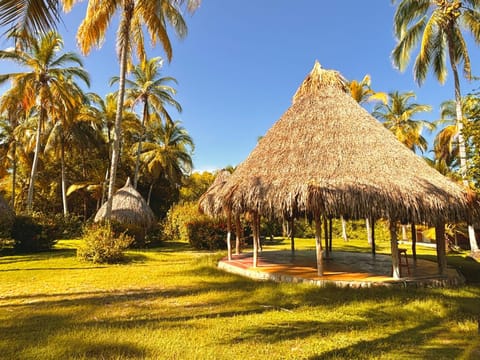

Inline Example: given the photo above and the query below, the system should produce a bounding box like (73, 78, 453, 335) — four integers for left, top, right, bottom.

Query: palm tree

(373, 90, 434, 242)
(0, 85, 33, 207)
(140, 119, 193, 204)
(392, 0, 480, 251)
(348, 75, 387, 244)
(76, 0, 199, 221)
(373, 91, 434, 153)
(0, 0, 77, 36)
(0, 31, 90, 212)
(111, 57, 182, 188)
(348, 75, 388, 105)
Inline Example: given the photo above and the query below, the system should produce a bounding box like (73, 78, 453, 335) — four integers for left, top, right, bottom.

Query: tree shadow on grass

(0, 248, 77, 264)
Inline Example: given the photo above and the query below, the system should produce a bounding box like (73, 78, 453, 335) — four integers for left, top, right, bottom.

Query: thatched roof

(94, 178, 155, 228)
(214, 61, 473, 224)
(198, 169, 231, 217)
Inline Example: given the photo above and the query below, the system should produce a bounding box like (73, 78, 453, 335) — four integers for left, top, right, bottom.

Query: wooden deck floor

(218, 250, 464, 288)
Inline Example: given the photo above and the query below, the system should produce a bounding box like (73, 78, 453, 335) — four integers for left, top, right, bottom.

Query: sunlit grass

(0, 237, 479, 359)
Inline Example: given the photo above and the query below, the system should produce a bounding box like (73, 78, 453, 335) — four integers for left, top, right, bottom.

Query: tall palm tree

(0, 85, 33, 207)
(0, 0, 77, 36)
(373, 91, 434, 153)
(111, 57, 182, 188)
(392, 0, 480, 251)
(0, 31, 90, 212)
(140, 119, 193, 204)
(76, 0, 199, 221)
(373, 90, 434, 242)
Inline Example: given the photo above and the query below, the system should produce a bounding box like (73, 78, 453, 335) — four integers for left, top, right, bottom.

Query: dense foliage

(77, 224, 134, 263)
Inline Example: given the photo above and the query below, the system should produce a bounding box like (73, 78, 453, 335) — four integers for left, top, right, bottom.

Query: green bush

(77, 224, 134, 264)
(12, 215, 57, 252)
(0, 212, 14, 239)
(186, 218, 227, 250)
(163, 202, 204, 241)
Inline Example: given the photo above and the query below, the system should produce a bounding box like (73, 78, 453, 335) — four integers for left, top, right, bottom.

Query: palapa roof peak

(211, 62, 474, 224)
(292, 61, 348, 103)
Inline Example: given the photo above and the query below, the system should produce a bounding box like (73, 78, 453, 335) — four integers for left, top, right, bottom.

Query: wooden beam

(235, 214, 242, 255)
(390, 221, 400, 279)
(435, 222, 447, 275)
(290, 217, 295, 253)
(328, 217, 333, 252)
(370, 217, 376, 257)
(252, 212, 258, 267)
(411, 223, 417, 265)
(323, 217, 329, 259)
(226, 211, 232, 261)
(315, 217, 323, 276)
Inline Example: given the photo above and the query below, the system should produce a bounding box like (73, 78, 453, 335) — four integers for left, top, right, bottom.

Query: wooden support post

(390, 220, 400, 279)
(252, 213, 258, 268)
(328, 217, 333, 252)
(411, 223, 417, 265)
(435, 222, 447, 275)
(226, 211, 232, 261)
(323, 217, 329, 259)
(315, 216, 323, 276)
(235, 214, 242, 255)
(257, 214, 262, 252)
(371, 217, 376, 257)
(290, 217, 295, 253)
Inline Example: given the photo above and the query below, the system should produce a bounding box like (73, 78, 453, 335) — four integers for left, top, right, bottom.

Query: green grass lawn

(0, 236, 479, 359)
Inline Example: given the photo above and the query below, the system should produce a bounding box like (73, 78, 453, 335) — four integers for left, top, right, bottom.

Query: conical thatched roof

(198, 170, 231, 217)
(214, 61, 473, 224)
(94, 178, 155, 228)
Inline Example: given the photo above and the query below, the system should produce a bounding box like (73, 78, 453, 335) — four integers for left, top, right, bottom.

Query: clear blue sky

(1, 1, 479, 172)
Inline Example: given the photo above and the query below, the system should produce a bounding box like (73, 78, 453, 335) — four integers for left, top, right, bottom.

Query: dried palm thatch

(214, 61, 473, 224)
(94, 178, 155, 228)
(198, 170, 231, 217)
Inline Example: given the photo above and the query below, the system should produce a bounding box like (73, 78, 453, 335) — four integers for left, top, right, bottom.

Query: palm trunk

(27, 106, 45, 213)
(147, 183, 153, 205)
(341, 216, 348, 242)
(11, 129, 16, 209)
(60, 131, 68, 216)
(448, 42, 478, 252)
(134, 101, 148, 189)
(105, 3, 133, 220)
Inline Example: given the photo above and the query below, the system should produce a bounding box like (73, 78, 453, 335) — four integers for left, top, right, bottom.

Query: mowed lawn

(0, 237, 479, 360)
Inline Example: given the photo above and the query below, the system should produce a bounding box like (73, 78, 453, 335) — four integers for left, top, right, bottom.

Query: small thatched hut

(213, 61, 474, 278)
(94, 178, 155, 231)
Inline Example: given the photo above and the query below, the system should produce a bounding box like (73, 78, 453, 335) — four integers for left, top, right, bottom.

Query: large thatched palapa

(212, 61, 473, 278)
(94, 178, 155, 229)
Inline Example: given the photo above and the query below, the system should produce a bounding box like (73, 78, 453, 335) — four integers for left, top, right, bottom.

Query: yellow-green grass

(0, 238, 479, 359)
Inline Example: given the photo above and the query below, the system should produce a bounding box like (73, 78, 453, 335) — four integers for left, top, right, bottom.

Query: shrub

(77, 224, 134, 264)
(163, 202, 204, 241)
(186, 218, 227, 250)
(12, 215, 57, 252)
(0, 212, 14, 239)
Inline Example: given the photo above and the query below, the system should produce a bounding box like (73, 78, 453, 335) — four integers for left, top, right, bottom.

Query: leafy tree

(392, 0, 480, 250)
(0, 31, 90, 212)
(348, 75, 387, 105)
(112, 57, 181, 188)
(179, 171, 215, 203)
(139, 119, 194, 205)
(373, 91, 434, 153)
(76, 0, 199, 221)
